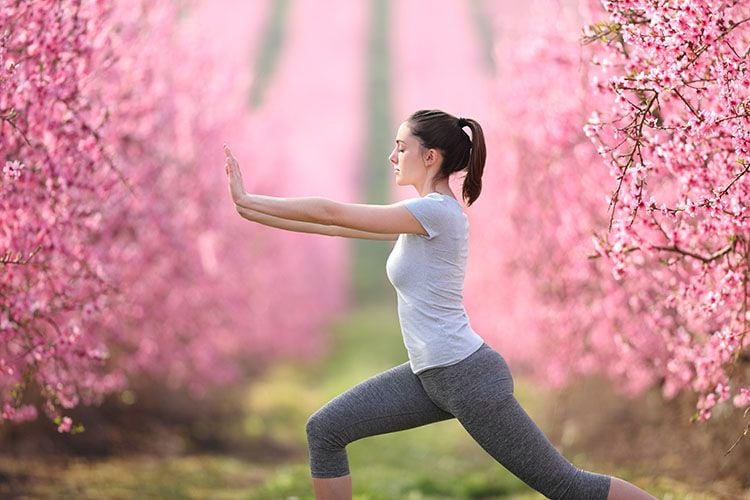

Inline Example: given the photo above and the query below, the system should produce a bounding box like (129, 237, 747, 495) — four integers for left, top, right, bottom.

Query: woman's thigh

(307, 361, 454, 448)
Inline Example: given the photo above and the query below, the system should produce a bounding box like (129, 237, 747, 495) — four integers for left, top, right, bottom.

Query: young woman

(223, 109, 655, 500)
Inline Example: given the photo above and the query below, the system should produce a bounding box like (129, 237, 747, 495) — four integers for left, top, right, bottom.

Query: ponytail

(459, 117, 486, 207)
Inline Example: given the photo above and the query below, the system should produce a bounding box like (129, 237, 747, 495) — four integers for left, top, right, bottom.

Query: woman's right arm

(235, 206, 398, 241)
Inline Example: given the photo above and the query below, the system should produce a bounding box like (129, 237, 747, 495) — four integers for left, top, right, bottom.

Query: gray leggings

(306, 342, 611, 499)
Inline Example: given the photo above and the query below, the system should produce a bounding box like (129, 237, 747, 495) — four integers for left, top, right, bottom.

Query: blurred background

(1, 0, 749, 498)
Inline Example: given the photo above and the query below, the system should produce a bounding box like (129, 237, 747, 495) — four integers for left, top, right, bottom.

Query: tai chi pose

(223, 109, 655, 500)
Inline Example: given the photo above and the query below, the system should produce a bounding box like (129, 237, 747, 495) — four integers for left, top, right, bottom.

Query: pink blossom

(2, 160, 24, 180)
(57, 416, 72, 433)
(733, 388, 750, 408)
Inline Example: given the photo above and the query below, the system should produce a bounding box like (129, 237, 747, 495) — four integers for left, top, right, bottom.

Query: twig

(725, 406, 750, 456)
(651, 238, 737, 264)
(608, 93, 657, 232)
(0, 245, 43, 265)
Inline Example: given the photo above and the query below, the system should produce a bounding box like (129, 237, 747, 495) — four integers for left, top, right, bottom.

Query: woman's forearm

(235, 204, 334, 235)
(234, 206, 397, 240)
(234, 193, 333, 225)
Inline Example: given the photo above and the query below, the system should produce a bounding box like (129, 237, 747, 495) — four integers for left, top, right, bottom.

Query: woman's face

(388, 122, 425, 187)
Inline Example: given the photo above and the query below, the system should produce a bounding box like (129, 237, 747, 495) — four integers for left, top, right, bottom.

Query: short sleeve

(401, 195, 444, 240)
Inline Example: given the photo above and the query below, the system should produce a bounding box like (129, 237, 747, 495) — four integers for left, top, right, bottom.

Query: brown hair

(406, 109, 486, 206)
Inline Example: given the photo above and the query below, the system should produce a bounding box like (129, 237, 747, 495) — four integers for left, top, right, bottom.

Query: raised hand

(223, 144, 246, 204)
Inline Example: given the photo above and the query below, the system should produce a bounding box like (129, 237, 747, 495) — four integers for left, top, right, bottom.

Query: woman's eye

(398, 149, 404, 153)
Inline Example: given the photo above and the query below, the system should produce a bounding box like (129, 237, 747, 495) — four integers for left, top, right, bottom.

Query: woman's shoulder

(400, 193, 467, 240)
(426, 193, 467, 220)
(425, 194, 469, 238)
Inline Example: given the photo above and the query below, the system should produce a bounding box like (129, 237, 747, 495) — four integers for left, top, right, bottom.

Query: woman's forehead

(395, 122, 412, 142)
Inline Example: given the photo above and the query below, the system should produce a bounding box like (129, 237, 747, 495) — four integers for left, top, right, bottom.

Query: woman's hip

(416, 342, 515, 410)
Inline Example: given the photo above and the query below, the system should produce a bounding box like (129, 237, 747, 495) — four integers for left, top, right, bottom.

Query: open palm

(223, 144, 246, 203)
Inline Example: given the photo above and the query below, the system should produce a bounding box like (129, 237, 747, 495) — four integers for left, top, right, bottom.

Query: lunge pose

(223, 109, 655, 500)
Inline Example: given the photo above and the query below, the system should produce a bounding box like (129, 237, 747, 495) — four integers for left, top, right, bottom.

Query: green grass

(0, 454, 273, 499)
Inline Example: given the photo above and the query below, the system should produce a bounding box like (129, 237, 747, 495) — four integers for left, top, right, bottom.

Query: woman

(224, 109, 655, 500)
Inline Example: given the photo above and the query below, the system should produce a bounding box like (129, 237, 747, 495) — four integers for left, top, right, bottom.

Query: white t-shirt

(386, 192, 485, 374)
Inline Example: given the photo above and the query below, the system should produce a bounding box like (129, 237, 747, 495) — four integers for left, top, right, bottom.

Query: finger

(223, 144, 233, 159)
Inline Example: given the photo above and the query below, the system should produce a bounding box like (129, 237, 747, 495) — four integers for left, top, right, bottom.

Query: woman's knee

(306, 407, 345, 449)
(306, 409, 352, 478)
(307, 398, 366, 450)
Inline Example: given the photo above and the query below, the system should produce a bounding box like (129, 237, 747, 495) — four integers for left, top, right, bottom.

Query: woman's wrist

(233, 191, 251, 208)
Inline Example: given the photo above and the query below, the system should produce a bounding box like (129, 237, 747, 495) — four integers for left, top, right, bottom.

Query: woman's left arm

(234, 205, 398, 240)
(225, 145, 428, 236)
(233, 193, 426, 236)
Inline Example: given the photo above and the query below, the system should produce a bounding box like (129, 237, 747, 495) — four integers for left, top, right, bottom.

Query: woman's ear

(422, 148, 439, 167)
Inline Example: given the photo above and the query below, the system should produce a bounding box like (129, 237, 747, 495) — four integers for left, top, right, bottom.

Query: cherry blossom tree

(481, 0, 749, 422)
(1, 0, 354, 432)
(583, 0, 750, 420)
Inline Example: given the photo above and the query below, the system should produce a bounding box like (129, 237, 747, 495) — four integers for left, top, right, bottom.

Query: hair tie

(457, 117, 468, 128)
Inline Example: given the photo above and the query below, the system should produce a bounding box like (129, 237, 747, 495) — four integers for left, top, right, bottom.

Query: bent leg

(306, 361, 453, 479)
